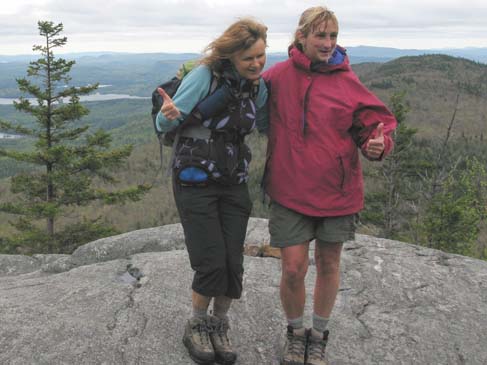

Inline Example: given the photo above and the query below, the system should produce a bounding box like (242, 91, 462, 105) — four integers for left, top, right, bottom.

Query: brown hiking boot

(305, 329, 329, 365)
(182, 317, 215, 364)
(208, 315, 237, 365)
(280, 326, 308, 365)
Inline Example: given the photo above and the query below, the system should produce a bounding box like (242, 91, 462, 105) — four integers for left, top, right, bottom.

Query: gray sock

(287, 316, 304, 330)
(192, 307, 208, 320)
(312, 313, 329, 335)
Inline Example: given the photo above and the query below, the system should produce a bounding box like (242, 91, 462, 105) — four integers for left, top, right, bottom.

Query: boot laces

(192, 321, 211, 346)
(213, 320, 231, 346)
(308, 339, 326, 359)
(308, 331, 328, 361)
(288, 331, 306, 355)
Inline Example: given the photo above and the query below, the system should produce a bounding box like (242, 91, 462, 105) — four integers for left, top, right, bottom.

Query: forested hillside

(1, 54, 486, 258)
(353, 54, 487, 137)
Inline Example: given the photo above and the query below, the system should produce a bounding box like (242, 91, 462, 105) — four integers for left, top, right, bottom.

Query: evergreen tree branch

(0, 120, 34, 136)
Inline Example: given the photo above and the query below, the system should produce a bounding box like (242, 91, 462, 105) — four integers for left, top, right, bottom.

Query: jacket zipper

(302, 78, 313, 136)
(338, 156, 345, 191)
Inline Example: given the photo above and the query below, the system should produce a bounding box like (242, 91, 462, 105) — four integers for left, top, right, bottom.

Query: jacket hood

(288, 45, 350, 73)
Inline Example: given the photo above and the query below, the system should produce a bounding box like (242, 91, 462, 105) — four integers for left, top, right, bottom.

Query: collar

(289, 45, 349, 73)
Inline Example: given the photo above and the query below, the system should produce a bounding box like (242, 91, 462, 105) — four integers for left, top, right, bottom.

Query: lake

(0, 93, 150, 105)
(0, 133, 23, 139)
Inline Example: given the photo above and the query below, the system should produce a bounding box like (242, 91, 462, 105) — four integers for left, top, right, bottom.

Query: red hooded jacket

(262, 46, 397, 216)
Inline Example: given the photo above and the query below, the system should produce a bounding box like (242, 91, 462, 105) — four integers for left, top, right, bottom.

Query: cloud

(1, 0, 486, 54)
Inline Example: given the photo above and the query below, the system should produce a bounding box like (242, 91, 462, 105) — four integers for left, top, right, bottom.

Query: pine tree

(363, 91, 427, 240)
(422, 157, 487, 256)
(0, 21, 149, 254)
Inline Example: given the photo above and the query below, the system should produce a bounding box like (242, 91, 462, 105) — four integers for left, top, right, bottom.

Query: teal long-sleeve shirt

(156, 65, 268, 133)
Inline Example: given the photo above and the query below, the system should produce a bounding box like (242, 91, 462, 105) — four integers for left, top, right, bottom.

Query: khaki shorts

(269, 201, 358, 248)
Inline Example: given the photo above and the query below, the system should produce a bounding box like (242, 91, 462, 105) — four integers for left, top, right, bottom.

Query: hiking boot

(208, 315, 237, 365)
(280, 326, 308, 365)
(305, 329, 329, 365)
(182, 317, 215, 364)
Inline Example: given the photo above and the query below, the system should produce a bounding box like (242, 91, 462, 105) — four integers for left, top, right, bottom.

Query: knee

(315, 243, 342, 276)
(282, 261, 308, 287)
(315, 256, 340, 276)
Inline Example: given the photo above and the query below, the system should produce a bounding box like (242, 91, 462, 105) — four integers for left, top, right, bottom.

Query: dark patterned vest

(173, 69, 260, 185)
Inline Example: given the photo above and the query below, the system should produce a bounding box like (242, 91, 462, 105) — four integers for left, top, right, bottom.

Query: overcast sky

(1, 0, 486, 55)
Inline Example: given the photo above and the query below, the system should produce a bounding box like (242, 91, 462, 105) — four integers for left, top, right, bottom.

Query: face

(298, 20, 338, 63)
(230, 38, 266, 80)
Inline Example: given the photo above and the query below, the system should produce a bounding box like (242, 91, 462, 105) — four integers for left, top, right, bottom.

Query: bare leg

(280, 242, 310, 320)
(313, 241, 343, 318)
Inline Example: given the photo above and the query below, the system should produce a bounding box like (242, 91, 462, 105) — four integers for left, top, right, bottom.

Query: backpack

(150, 61, 220, 177)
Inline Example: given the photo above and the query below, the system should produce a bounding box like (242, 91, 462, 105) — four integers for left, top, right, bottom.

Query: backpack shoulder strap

(209, 69, 221, 94)
(250, 78, 260, 100)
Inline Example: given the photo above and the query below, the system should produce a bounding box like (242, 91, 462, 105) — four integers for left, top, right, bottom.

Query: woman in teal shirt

(157, 18, 267, 365)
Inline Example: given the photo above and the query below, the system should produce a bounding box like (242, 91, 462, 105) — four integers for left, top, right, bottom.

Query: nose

(323, 36, 332, 49)
(251, 57, 262, 69)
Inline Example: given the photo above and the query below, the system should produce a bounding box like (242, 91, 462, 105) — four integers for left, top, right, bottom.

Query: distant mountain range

(1, 46, 487, 64)
(1, 46, 486, 99)
(346, 46, 487, 64)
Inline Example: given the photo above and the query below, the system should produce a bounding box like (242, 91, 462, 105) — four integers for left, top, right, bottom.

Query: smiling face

(298, 20, 338, 63)
(230, 38, 267, 80)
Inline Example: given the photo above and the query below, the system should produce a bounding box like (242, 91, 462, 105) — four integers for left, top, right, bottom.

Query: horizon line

(1, 45, 487, 58)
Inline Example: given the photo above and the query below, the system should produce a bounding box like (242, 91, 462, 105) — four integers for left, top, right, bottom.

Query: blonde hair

(200, 18, 267, 72)
(292, 6, 339, 50)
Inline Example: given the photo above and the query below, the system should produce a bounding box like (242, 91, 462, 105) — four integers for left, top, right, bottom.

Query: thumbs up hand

(158, 88, 181, 121)
(365, 123, 385, 159)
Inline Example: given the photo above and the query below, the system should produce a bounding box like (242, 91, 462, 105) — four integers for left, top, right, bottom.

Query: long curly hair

(200, 18, 267, 72)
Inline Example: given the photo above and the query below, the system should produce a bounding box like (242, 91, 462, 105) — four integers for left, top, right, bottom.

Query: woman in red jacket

(259, 6, 397, 365)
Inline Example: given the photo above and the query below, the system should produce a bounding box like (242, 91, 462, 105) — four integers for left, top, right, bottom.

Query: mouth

(247, 68, 261, 76)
